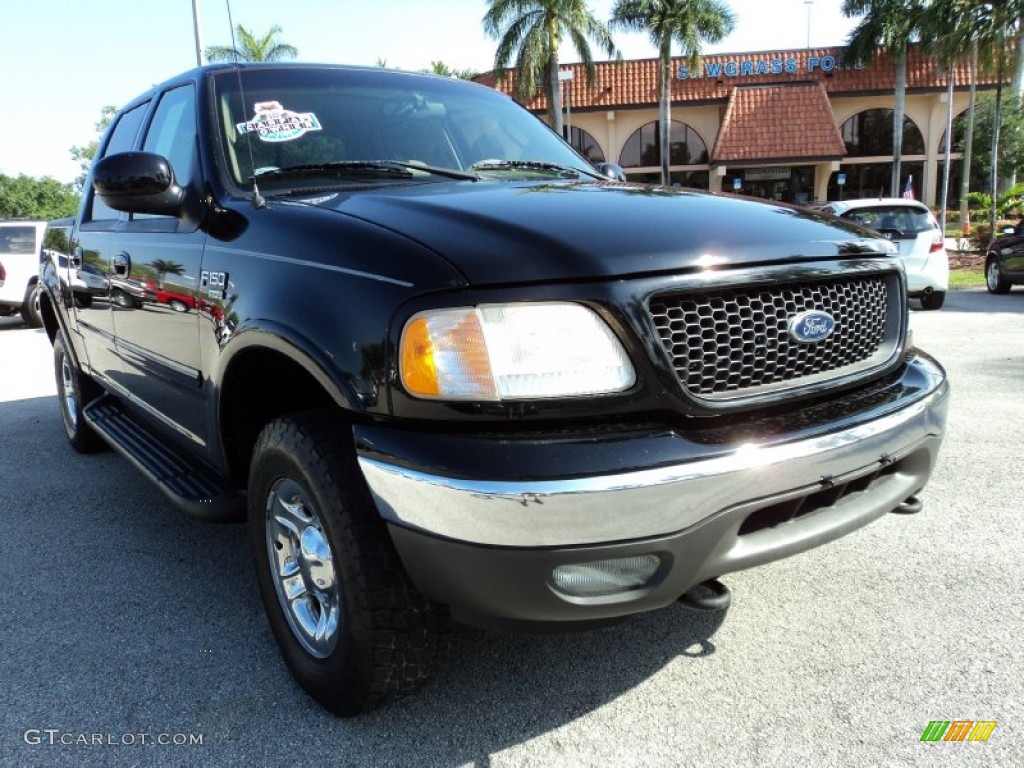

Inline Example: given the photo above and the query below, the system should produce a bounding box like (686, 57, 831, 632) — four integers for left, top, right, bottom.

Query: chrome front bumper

(359, 356, 948, 550)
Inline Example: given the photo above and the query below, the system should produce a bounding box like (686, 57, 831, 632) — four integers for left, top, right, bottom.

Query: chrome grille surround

(647, 266, 904, 404)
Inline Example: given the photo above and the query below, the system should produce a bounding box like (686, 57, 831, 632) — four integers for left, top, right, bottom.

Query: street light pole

(192, 0, 204, 67)
(804, 0, 814, 49)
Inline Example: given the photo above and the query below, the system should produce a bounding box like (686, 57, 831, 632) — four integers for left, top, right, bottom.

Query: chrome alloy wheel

(265, 478, 341, 658)
(987, 260, 1001, 292)
(60, 352, 79, 432)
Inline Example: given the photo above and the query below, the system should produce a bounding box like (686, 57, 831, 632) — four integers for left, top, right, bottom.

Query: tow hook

(892, 495, 924, 514)
(678, 578, 731, 611)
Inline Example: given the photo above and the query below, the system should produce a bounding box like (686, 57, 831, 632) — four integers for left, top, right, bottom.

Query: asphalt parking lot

(1, 289, 1021, 767)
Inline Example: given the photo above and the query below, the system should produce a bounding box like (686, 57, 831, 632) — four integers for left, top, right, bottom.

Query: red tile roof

(480, 44, 1000, 112)
(711, 81, 846, 164)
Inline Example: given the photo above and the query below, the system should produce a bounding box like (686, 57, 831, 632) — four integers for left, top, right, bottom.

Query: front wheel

(248, 411, 450, 717)
(54, 332, 105, 453)
(920, 291, 945, 310)
(986, 257, 1011, 294)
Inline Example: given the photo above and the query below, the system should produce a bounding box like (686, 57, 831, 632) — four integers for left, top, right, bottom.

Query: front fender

(214, 320, 366, 413)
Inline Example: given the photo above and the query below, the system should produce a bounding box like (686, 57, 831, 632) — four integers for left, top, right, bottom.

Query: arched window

(840, 109, 925, 156)
(619, 120, 708, 167)
(938, 110, 969, 154)
(565, 126, 605, 163)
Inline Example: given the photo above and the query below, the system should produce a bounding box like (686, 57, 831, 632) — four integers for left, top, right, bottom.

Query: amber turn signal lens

(400, 316, 441, 397)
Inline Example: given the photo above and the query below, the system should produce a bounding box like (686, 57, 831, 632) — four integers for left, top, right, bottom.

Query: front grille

(648, 274, 897, 401)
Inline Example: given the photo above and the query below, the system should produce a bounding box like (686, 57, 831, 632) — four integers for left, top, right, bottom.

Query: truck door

(107, 83, 209, 447)
(72, 100, 150, 386)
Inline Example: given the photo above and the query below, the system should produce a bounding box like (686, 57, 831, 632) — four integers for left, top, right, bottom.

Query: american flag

(902, 175, 915, 200)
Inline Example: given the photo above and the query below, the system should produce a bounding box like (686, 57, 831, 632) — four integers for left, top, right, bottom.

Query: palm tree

(423, 61, 479, 80)
(921, 0, 975, 231)
(484, 0, 618, 137)
(928, 0, 1024, 244)
(150, 259, 186, 288)
(926, 0, 989, 235)
(842, 0, 927, 198)
(206, 24, 298, 63)
(1013, 7, 1024, 96)
(611, 0, 735, 186)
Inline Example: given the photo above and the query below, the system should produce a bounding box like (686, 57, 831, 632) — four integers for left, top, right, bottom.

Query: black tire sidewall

(21, 284, 42, 328)
(986, 258, 1010, 294)
(247, 418, 379, 716)
(54, 333, 103, 452)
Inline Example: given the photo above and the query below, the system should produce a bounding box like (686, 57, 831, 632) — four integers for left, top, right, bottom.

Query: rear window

(841, 206, 936, 235)
(0, 226, 39, 254)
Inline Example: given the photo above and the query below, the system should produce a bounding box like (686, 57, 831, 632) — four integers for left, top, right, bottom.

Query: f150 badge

(788, 310, 836, 343)
(201, 271, 228, 300)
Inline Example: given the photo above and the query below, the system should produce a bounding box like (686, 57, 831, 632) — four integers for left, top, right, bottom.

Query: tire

(169, 299, 188, 312)
(986, 257, 1011, 294)
(20, 283, 42, 328)
(248, 411, 450, 717)
(920, 291, 945, 310)
(54, 332, 105, 453)
(113, 289, 138, 308)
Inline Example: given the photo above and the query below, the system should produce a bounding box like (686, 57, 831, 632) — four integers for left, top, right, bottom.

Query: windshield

(212, 66, 595, 189)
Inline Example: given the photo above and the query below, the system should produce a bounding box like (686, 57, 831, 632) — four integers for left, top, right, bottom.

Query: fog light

(551, 555, 661, 598)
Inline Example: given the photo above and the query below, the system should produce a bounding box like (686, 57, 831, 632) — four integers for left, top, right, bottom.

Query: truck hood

(289, 180, 891, 285)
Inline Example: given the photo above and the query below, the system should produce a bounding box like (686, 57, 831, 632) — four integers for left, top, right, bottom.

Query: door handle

(112, 251, 131, 277)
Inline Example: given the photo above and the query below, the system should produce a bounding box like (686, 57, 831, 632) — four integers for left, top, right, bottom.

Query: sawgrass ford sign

(678, 52, 861, 80)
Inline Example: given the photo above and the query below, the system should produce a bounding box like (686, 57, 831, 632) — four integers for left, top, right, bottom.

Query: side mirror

(93, 152, 185, 214)
(595, 162, 626, 182)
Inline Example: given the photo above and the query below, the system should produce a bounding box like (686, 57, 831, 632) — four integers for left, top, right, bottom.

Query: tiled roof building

(481, 44, 1001, 205)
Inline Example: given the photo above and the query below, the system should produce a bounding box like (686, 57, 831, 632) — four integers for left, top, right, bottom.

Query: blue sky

(0, 0, 857, 183)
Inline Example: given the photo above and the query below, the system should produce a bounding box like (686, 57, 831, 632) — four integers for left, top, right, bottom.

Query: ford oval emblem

(788, 310, 836, 343)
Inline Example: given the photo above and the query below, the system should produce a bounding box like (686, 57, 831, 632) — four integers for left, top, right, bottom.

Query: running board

(83, 397, 245, 522)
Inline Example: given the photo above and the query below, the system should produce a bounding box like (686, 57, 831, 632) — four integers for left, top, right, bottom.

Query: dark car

(985, 220, 1024, 293)
(37, 63, 948, 717)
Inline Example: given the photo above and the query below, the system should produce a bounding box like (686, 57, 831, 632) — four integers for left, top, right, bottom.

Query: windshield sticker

(237, 101, 321, 143)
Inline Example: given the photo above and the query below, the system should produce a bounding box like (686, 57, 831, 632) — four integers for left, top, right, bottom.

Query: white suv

(0, 220, 46, 326)
(818, 199, 949, 310)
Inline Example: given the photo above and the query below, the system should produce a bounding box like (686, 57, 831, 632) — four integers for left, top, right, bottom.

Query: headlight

(399, 302, 635, 400)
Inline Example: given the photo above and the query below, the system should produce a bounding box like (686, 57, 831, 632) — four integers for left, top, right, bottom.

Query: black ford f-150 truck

(39, 63, 949, 717)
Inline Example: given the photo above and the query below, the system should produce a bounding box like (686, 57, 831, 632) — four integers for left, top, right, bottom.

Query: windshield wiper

(253, 160, 478, 183)
(469, 160, 583, 178)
